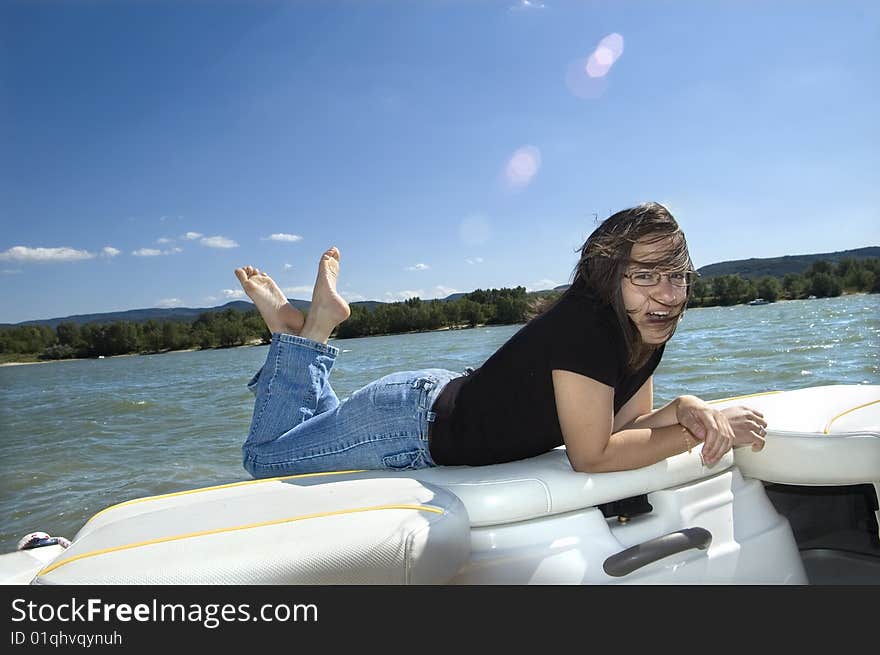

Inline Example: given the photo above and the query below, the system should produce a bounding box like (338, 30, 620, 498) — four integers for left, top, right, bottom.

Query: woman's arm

(555, 371, 768, 472)
(553, 370, 696, 473)
(612, 377, 681, 432)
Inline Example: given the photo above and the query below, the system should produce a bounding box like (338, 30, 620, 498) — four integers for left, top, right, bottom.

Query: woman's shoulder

(544, 288, 615, 325)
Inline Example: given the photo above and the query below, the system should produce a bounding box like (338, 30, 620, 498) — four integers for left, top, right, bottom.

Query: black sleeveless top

(429, 290, 664, 466)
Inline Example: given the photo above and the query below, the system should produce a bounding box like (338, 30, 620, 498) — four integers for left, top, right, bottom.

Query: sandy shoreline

(0, 341, 272, 367)
(0, 352, 140, 367)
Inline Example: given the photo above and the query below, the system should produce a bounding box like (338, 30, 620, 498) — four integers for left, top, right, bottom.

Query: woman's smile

(623, 238, 687, 343)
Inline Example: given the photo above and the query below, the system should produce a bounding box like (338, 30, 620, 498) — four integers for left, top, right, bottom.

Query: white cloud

(384, 289, 424, 302)
(133, 246, 181, 257)
(156, 298, 184, 308)
(183, 232, 203, 240)
(405, 263, 430, 271)
(433, 285, 458, 298)
(345, 292, 366, 302)
(200, 236, 238, 249)
(156, 237, 173, 244)
(283, 263, 293, 271)
(465, 257, 484, 265)
(222, 289, 247, 299)
(2, 269, 22, 274)
(526, 278, 558, 292)
(0, 246, 95, 263)
(204, 295, 218, 302)
(265, 233, 303, 243)
(102, 247, 121, 258)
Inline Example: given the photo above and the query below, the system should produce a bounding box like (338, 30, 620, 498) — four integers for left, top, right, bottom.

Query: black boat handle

(603, 527, 713, 577)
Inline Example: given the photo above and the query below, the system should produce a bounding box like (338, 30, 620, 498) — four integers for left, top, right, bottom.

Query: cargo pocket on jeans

(370, 374, 437, 410)
(411, 376, 437, 411)
(382, 449, 428, 471)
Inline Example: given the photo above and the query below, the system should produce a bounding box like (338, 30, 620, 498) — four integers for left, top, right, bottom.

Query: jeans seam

(253, 431, 420, 466)
(250, 337, 284, 440)
(273, 332, 340, 357)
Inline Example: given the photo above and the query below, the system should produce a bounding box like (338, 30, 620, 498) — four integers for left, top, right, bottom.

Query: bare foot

(234, 265, 305, 335)
(300, 247, 351, 343)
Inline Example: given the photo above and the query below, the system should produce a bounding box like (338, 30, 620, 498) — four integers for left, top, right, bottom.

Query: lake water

(1, 294, 877, 552)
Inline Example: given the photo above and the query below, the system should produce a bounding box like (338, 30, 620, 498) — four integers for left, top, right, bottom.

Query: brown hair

(566, 202, 693, 370)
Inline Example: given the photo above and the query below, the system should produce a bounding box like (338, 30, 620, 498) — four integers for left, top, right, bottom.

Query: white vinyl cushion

(711, 385, 880, 485)
(371, 447, 733, 527)
(34, 477, 469, 585)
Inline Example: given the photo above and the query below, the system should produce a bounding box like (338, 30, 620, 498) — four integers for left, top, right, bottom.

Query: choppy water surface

(1, 294, 877, 552)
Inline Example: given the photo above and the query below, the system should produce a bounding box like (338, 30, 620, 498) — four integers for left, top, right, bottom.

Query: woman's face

(621, 237, 688, 345)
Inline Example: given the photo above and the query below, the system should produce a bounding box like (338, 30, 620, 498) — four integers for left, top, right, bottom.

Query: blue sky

(2, 0, 878, 324)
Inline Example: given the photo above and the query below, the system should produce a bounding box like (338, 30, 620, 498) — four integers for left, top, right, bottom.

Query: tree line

(0, 308, 270, 361)
(688, 258, 879, 307)
(0, 287, 533, 360)
(2, 258, 876, 361)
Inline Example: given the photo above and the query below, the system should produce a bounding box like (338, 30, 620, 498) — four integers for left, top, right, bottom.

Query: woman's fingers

(678, 399, 759, 465)
(680, 407, 727, 465)
(744, 407, 767, 431)
(701, 413, 725, 464)
(706, 413, 737, 465)
(750, 430, 767, 451)
(746, 418, 766, 436)
(679, 409, 706, 441)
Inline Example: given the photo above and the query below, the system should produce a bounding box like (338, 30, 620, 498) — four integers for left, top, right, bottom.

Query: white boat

(748, 298, 771, 305)
(3, 384, 878, 585)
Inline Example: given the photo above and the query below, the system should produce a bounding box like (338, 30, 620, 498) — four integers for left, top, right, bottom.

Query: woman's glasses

(623, 270, 698, 287)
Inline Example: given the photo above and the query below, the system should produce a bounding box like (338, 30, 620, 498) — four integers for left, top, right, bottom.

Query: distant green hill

(696, 246, 880, 279)
(3, 298, 390, 329)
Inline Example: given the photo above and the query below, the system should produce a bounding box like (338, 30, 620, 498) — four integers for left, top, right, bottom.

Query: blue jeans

(241, 332, 461, 478)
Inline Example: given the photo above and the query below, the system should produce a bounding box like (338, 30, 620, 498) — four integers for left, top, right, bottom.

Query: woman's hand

(674, 395, 737, 466)
(720, 405, 768, 452)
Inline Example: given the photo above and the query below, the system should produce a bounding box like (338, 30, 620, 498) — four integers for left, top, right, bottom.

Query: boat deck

(764, 482, 880, 584)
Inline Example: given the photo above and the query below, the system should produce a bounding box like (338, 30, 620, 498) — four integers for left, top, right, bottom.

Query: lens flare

(565, 57, 608, 99)
(504, 145, 542, 190)
(586, 46, 613, 77)
(566, 32, 624, 98)
(586, 33, 624, 78)
(600, 32, 624, 61)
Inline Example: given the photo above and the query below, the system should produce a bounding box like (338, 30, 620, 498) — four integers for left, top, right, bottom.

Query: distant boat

(807, 295, 818, 300)
(748, 298, 770, 305)
(97, 355, 105, 359)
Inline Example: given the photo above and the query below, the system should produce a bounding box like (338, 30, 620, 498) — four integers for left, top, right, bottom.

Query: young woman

(236, 202, 767, 479)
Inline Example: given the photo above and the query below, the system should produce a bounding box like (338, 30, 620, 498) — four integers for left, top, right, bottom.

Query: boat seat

(32, 477, 470, 585)
(710, 385, 880, 486)
(32, 447, 731, 584)
(363, 447, 733, 527)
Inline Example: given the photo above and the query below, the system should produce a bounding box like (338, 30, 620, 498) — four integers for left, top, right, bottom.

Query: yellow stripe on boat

(39, 503, 443, 576)
(707, 390, 782, 404)
(823, 399, 880, 434)
(85, 469, 366, 524)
